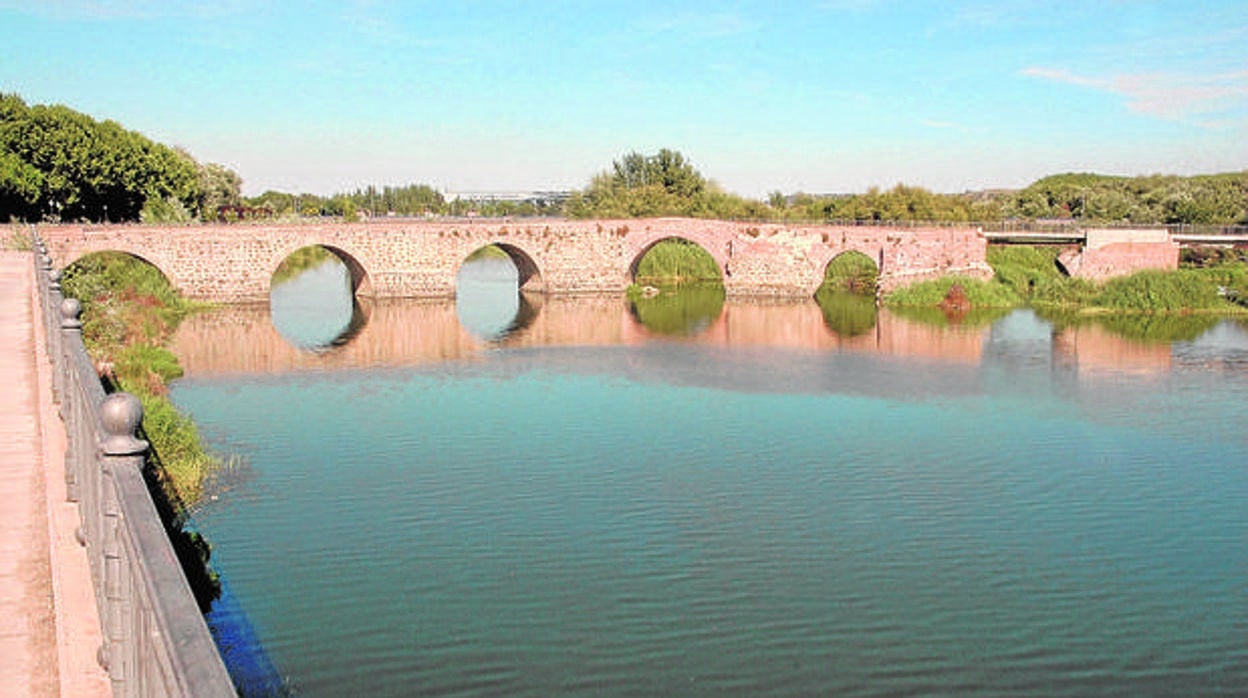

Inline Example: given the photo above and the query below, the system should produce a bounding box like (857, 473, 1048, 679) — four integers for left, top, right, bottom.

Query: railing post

(61, 298, 84, 503)
(47, 269, 65, 404)
(98, 393, 149, 697)
(38, 250, 55, 334)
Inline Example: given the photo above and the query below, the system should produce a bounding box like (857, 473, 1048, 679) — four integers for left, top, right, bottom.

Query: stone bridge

(39, 218, 994, 302)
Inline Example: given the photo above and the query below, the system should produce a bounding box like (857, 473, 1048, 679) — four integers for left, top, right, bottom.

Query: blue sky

(2, 1, 1245, 197)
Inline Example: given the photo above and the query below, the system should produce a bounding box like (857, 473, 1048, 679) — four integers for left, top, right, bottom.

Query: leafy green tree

(195, 161, 242, 219)
(0, 93, 206, 222)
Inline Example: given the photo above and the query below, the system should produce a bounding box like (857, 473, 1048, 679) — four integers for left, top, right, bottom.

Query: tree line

(4, 94, 1244, 226)
(250, 163, 1248, 226)
(0, 93, 242, 223)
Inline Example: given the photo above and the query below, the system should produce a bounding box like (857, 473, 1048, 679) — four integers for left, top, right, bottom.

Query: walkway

(0, 251, 108, 697)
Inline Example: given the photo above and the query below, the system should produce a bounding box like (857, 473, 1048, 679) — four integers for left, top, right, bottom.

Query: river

(168, 257, 1248, 696)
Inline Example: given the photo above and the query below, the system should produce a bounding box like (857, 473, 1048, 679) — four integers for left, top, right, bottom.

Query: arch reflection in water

(627, 283, 725, 336)
(269, 250, 367, 352)
(456, 247, 538, 341)
(814, 287, 877, 338)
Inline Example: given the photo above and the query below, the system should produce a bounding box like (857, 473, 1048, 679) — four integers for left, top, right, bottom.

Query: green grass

(60, 252, 217, 506)
(1093, 269, 1228, 312)
(883, 276, 1021, 308)
(878, 244, 1248, 316)
(987, 245, 1065, 297)
(635, 239, 722, 284)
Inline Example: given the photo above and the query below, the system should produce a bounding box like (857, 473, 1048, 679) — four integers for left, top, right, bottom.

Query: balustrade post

(61, 298, 83, 503)
(47, 269, 64, 403)
(97, 393, 149, 696)
(38, 252, 54, 330)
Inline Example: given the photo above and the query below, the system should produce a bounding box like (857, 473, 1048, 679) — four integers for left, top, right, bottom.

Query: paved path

(0, 251, 108, 697)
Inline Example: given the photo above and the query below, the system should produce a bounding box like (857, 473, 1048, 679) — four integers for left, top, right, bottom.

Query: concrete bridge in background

(38, 218, 1181, 302)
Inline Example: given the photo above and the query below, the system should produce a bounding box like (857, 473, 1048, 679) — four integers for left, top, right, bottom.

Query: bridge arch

(812, 245, 884, 296)
(61, 249, 177, 296)
(819, 249, 880, 296)
(269, 243, 373, 298)
(627, 236, 724, 283)
(498, 242, 544, 293)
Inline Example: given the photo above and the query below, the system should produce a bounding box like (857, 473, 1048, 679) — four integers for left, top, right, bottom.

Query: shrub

(1094, 269, 1225, 311)
(635, 239, 722, 283)
(822, 251, 879, 295)
(140, 196, 193, 224)
(884, 276, 1020, 308)
(987, 245, 1066, 298)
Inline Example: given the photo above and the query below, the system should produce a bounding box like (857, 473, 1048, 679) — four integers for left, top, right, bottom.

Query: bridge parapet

(30, 235, 236, 697)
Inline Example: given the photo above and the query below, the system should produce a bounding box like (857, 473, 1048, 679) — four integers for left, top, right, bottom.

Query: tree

(610, 148, 706, 197)
(0, 93, 208, 222)
(196, 162, 242, 219)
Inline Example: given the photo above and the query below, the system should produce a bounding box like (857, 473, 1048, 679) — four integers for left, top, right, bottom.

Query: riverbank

(58, 252, 220, 507)
(882, 245, 1248, 320)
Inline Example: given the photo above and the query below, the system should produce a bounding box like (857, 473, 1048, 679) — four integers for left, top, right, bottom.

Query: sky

(2, 1, 1245, 198)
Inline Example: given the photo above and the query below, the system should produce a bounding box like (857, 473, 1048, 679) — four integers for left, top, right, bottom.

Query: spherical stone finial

(60, 297, 83, 329)
(99, 392, 149, 457)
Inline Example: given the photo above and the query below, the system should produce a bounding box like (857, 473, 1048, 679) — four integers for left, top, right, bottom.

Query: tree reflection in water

(627, 283, 725, 336)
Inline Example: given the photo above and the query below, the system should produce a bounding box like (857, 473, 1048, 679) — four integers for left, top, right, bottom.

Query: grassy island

(881, 245, 1248, 338)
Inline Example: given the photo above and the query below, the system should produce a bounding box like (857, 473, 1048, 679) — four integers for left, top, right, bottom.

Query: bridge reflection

(170, 297, 1175, 379)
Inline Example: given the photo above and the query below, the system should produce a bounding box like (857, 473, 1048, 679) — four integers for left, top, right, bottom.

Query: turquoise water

(172, 300, 1248, 696)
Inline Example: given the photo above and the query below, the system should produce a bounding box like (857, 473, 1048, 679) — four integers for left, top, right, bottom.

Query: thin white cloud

(1022, 66, 1248, 125)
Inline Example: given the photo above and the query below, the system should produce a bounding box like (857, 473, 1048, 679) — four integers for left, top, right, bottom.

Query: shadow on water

(814, 286, 877, 338)
(627, 283, 725, 336)
(207, 580, 295, 697)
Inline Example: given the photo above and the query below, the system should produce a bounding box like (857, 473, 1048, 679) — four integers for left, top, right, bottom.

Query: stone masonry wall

(39, 218, 992, 302)
(1055, 228, 1180, 281)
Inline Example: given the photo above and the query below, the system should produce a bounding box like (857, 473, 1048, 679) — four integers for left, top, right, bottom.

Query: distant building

(445, 190, 573, 208)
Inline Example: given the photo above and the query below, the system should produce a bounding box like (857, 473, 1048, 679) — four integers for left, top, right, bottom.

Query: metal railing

(30, 232, 236, 697)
